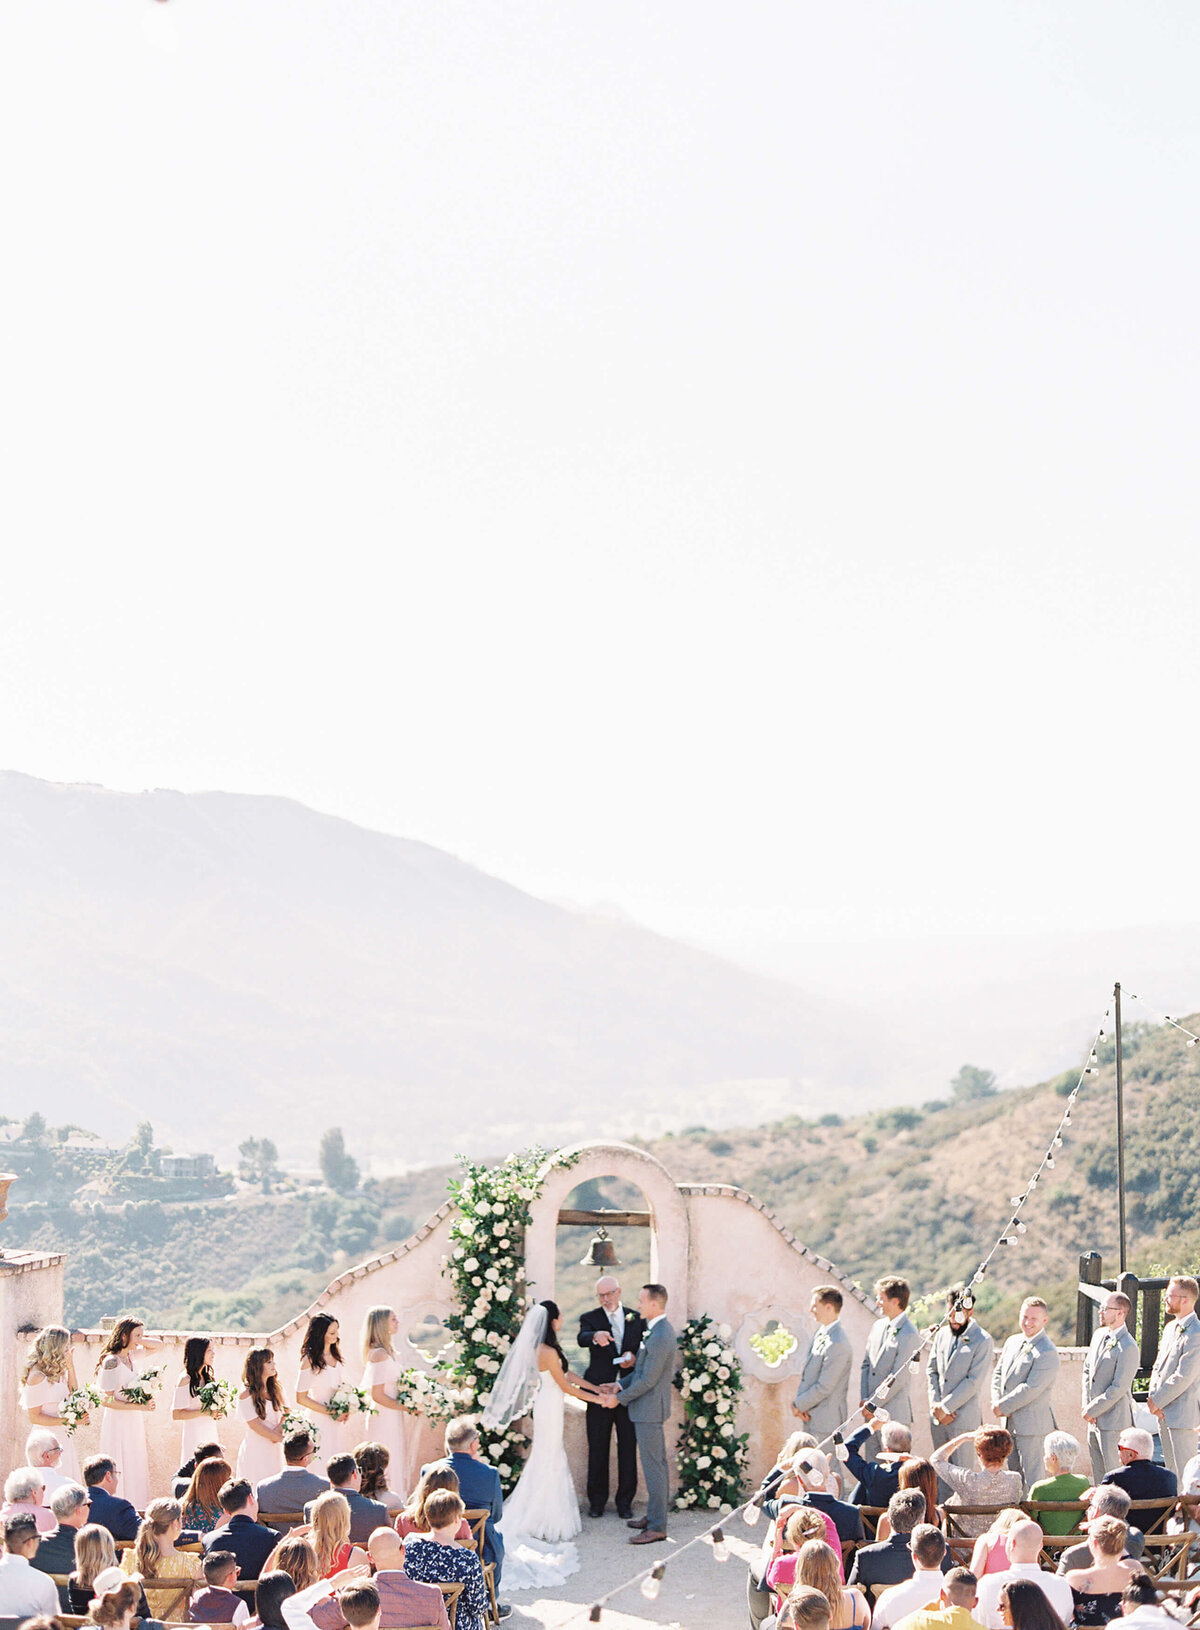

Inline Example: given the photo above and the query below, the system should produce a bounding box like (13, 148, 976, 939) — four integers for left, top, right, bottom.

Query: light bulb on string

(641, 1565, 666, 1600)
(873, 1407, 890, 1423)
(909, 1354, 922, 1371)
(835, 1442, 850, 1462)
(1046, 1157, 1055, 1169)
(1054, 1137, 1064, 1148)
(589, 1606, 602, 1623)
(1016, 1221, 1027, 1233)
(711, 1528, 729, 1563)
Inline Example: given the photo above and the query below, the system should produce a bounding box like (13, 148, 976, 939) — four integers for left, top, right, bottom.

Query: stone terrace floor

(504, 1507, 758, 1630)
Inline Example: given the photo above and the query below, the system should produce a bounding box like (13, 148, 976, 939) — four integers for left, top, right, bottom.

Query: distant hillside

(0, 772, 884, 1165)
(636, 1016, 1200, 1341)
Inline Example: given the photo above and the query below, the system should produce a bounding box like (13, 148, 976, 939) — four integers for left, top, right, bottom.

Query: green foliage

(875, 1108, 923, 1134)
(950, 1064, 998, 1102)
(238, 1137, 281, 1192)
(319, 1128, 360, 1194)
(672, 1315, 747, 1510)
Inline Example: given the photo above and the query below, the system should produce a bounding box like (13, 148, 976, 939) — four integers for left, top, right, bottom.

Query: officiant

(577, 1274, 643, 1518)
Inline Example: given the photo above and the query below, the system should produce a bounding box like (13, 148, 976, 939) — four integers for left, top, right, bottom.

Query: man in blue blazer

(82, 1457, 138, 1543)
(423, 1418, 510, 1617)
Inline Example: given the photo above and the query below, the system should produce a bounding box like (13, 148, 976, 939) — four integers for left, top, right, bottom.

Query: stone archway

(524, 1141, 691, 1318)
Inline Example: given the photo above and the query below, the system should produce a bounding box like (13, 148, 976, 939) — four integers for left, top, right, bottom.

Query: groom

(601, 1283, 677, 1546)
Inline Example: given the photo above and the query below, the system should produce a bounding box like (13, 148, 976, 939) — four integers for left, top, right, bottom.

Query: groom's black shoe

(616, 1505, 633, 1519)
(626, 1517, 648, 1529)
(588, 1506, 605, 1518)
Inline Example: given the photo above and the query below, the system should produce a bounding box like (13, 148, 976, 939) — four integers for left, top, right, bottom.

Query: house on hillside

(159, 1153, 215, 1180)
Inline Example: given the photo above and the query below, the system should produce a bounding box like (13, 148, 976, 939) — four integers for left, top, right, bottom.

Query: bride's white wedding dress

(496, 1374, 582, 1591)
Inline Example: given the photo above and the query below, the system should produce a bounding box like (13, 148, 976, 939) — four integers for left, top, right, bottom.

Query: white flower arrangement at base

(672, 1316, 747, 1511)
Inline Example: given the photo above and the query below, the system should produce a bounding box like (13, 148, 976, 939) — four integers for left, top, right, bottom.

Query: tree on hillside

(950, 1064, 998, 1102)
(21, 1112, 48, 1144)
(238, 1137, 281, 1193)
(319, 1127, 359, 1194)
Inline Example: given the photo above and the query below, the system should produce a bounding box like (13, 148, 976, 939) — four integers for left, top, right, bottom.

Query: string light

(742, 1501, 761, 1527)
(589, 1606, 602, 1623)
(640, 1565, 666, 1600)
(711, 1528, 729, 1562)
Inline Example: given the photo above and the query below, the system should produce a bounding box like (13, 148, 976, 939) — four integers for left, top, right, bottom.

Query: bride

(482, 1299, 606, 1590)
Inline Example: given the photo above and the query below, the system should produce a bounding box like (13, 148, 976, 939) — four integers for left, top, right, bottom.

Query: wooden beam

(556, 1209, 652, 1228)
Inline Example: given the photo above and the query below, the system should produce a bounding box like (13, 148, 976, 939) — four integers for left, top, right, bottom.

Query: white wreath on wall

(734, 1305, 815, 1384)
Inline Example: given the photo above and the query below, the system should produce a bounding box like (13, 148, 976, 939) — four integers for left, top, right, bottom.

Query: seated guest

(1055, 1486, 1145, 1572)
(1063, 1516, 1146, 1627)
(845, 1421, 913, 1510)
(1026, 1434, 1090, 1535)
(174, 1442, 224, 1501)
(121, 1498, 201, 1622)
(33, 1482, 92, 1605)
(1102, 1429, 1178, 1502)
(262, 1536, 322, 1593)
(930, 1429, 1023, 1537)
(353, 1445, 405, 1519)
(1114, 1573, 1181, 1630)
(0, 1511, 60, 1617)
(762, 1434, 823, 1502)
(423, 1418, 504, 1594)
(336, 1580, 381, 1630)
(400, 1492, 488, 1630)
(257, 1431, 329, 1533)
(794, 1538, 870, 1630)
(874, 1525, 951, 1630)
(310, 1531, 450, 1630)
(848, 1490, 926, 1592)
(182, 1456, 232, 1535)
(68, 1523, 119, 1614)
(87, 1575, 143, 1630)
(766, 1452, 865, 1547)
(309, 1492, 368, 1580)
(0, 1469, 55, 1535)
(305, 1456, 386, 1545)
(188, 1549, 251, 1626)
(974, 1522, 1074, 1630)
(884, 1564, 983, 1630)
(255, 1570, 298, 1630)
(26, 1430, 72, 1500)
(877, 1461, 943, 1541)
(395, 1467, 472, 1545)
(82, 1457, 139, 1544)
(767, 1508, 844, 1598)
(969, 1510, 1027, 1580)
(994, 1579, 1070, 1630)
(777, 1586, 836, 1630)
(202, 1479, 278, 1582)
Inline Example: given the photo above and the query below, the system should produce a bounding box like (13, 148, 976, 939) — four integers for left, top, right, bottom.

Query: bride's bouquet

(60, 1384, 102, 1436)
(282, 1408, 320, 1452)
(325, 1383, 377, 1424)
(196, 1379, 239, 1420)
(394, 1367, 467, 1426)
(118, 1364, 166, 1407)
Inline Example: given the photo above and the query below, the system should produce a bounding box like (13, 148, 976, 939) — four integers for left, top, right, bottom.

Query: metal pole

(1115, 981, 1128, 1273)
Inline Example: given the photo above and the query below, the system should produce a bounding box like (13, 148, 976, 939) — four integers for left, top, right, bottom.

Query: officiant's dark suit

(578, 1303, 644, 1516)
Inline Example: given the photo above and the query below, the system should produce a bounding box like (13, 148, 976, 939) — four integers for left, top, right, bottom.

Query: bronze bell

(580, 1225, 620, 1269)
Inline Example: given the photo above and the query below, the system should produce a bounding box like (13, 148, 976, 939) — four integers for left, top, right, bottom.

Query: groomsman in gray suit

(928, 1285, 994, 1470)
(1148, 1275, 1200, 1483)
(861, 1277, 922, 1430)
(609, 1284, 678, 1547)
(792, 1285, 852, 1439)
(1082, 1290, 1139, 1483)
(991, 1296, 1060, 1489)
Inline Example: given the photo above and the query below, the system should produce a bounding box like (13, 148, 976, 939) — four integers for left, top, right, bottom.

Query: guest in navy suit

(201, 1481, 277, 1582)
(844, 1421, 912, 1508)
(82, 1458, 138, 1544)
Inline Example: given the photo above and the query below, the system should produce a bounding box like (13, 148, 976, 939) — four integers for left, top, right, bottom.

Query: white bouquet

(196, 1379, 239, 1420)
(326, 1382, 377, 1423)
(118, 1364, 166, 1407)
(394, 1368, 466, 1426)
(60, 1385, 102, 1436)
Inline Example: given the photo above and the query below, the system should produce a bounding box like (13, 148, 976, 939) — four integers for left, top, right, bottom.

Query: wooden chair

(260, 1509, 308, 1534)
(59, 1617, 88, 1628)
(436, 1580, 464, 1630)
(1022, 1498, 1088, 1538)
(139, 1574, 197, 1620)
(859, 1505, 888, 1543)
(1128, 1497, 1181, 1537)
(462, 1507, 499, 1625)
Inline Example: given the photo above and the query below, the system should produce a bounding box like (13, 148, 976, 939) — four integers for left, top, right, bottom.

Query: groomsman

(1082, 1290, 1139, 1483)
(792, 1285, 853, 1439)
(991, 1296, 1059, 1489)
(577, 1275, 643, 1518)
(1148, 1275, 1200, 1483)
(927, 1285, 994, 1469)
(861, 1277, 922, 1429)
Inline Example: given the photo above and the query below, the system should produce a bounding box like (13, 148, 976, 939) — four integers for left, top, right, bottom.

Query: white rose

(716, 1366, 730, 1380)
(453, 1247, 465, 1260)
(705, 1342, 721, 1357)
(486, 1331, 499, 1346)
(496, 1287, 512, 1302)
(476, 1201, 492, 1216)
(519, 1187, 535, 1201)
(689, 1378, 703, 1392)
(464, 1315, 477, 1329)
(713, 1447, 726, 1459)
(485, 1266, 499, 1281)
(694, 1416, 708, 1427)
(715, 1398, 729, 1414)
(703, 1390, 716, 1403)
(463, 1257, 479, 1273)
(697, 1373, 711, 1386)
(492, 1203, 505, 1216)
(696, 1455, 711, 1469)
(708, 1495, 721, 1508)
(720, 1422, 733, 1437)
(494, 1221, 507, 1236)
(718, 1324, 732, 1339)
(498, 1464, 511, 1477)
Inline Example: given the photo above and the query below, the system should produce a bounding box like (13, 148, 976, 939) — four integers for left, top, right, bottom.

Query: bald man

(578, 1275, 644, 1518)
(310, 1529, 449, 1630)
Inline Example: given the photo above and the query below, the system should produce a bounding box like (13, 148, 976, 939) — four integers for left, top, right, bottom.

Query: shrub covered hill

(4, 1016, 1197, 1340)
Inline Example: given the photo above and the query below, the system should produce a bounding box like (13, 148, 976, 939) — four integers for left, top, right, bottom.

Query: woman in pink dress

(295, 1314, 354, 1458)
(360, 1307, 420, 1500)
(21, 1326, 84, 1482)
(236, 1347, 287, 1485)
(171, 1337, 223, 1464)
(97, 1318, 162, 1511)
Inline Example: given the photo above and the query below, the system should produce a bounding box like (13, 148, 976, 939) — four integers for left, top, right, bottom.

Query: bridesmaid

(97, 1317, 161, 1511)
(360, 1307, 419, 1499)
(171, 1337, 219, 1463)
(295, 1314, 352, 1456)
(21, 1326, 84, 1482)
(236, 1347, 287, 1485)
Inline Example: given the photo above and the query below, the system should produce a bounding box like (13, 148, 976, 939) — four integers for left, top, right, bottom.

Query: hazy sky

(4, 2, 1199, 952)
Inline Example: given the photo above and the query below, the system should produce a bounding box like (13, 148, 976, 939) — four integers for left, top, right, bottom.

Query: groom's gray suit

(618, 1315, 678, 1533)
